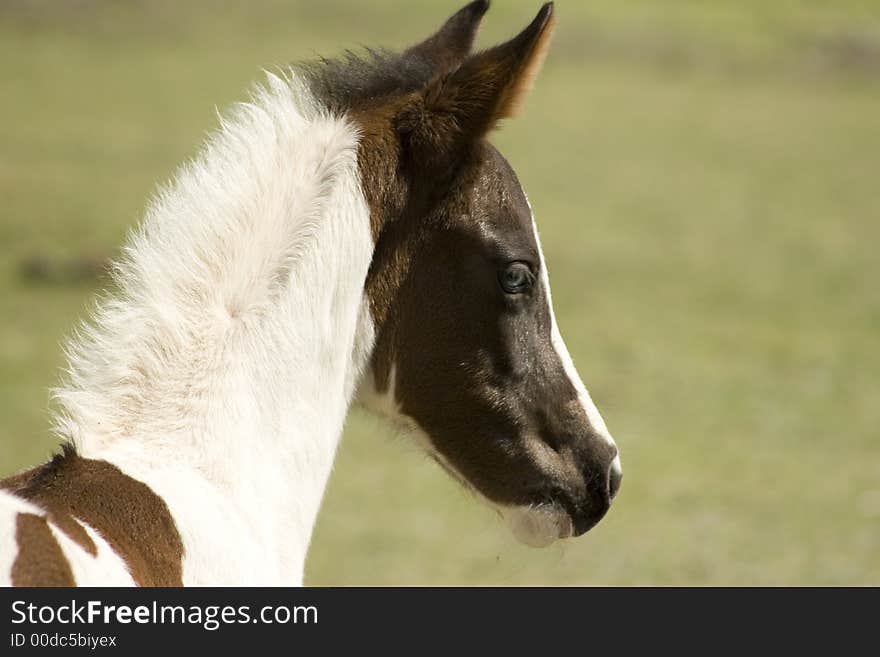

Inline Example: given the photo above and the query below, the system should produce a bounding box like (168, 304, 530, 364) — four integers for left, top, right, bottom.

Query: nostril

(608, 461, 623, 500)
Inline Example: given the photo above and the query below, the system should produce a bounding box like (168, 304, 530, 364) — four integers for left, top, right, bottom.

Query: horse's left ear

(404, 0, 490, 75)
(398, 2, 556, 169)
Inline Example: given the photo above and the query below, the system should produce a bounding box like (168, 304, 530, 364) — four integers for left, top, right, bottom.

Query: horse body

(2, 1, 622, 586)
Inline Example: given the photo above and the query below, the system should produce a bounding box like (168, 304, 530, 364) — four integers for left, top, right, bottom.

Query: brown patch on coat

(2, 444, 184, 586)
(0, 467, 40, 494)
(11, 513, 76, 587)
(2, 462, 97, 557)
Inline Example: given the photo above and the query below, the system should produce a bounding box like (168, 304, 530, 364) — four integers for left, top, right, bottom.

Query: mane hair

(302, 48, 439, 114)
(51, 69, 365, 453)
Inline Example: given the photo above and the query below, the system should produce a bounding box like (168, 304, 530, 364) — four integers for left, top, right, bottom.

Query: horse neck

(52, 74, 376, 582)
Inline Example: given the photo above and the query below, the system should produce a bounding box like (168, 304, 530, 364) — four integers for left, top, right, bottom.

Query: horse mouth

(502, 503, 574, 548)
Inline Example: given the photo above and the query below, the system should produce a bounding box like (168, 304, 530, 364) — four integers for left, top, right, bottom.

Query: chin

(502, 504, 573, 548)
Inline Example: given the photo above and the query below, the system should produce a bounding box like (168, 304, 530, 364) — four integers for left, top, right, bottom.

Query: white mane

(34, 70, 376, 584)
(53, 71, 367, 454)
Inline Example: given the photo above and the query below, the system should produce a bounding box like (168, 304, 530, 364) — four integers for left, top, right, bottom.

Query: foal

(0, 1, 621, 586)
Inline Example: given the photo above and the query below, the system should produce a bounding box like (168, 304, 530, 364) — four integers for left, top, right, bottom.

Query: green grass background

(1, 0, 878, 585)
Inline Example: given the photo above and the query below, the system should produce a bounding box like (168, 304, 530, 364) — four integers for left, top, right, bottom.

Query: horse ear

(404, 0, 490, 75)
(451, 1, 556, 124)
(399, 3, 556, 169)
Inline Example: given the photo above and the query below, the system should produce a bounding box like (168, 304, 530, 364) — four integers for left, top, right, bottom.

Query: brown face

(338, 1, 622, 545)
(364, 142, 620, 545)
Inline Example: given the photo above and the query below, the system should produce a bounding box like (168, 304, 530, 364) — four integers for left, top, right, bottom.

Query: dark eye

(499, 262, 534, 294)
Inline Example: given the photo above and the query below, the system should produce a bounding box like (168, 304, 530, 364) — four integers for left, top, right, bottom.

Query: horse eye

(499, 262, 534, 294)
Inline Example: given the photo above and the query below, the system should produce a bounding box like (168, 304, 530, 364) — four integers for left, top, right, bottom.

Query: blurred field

(1, 0, 879, 585)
